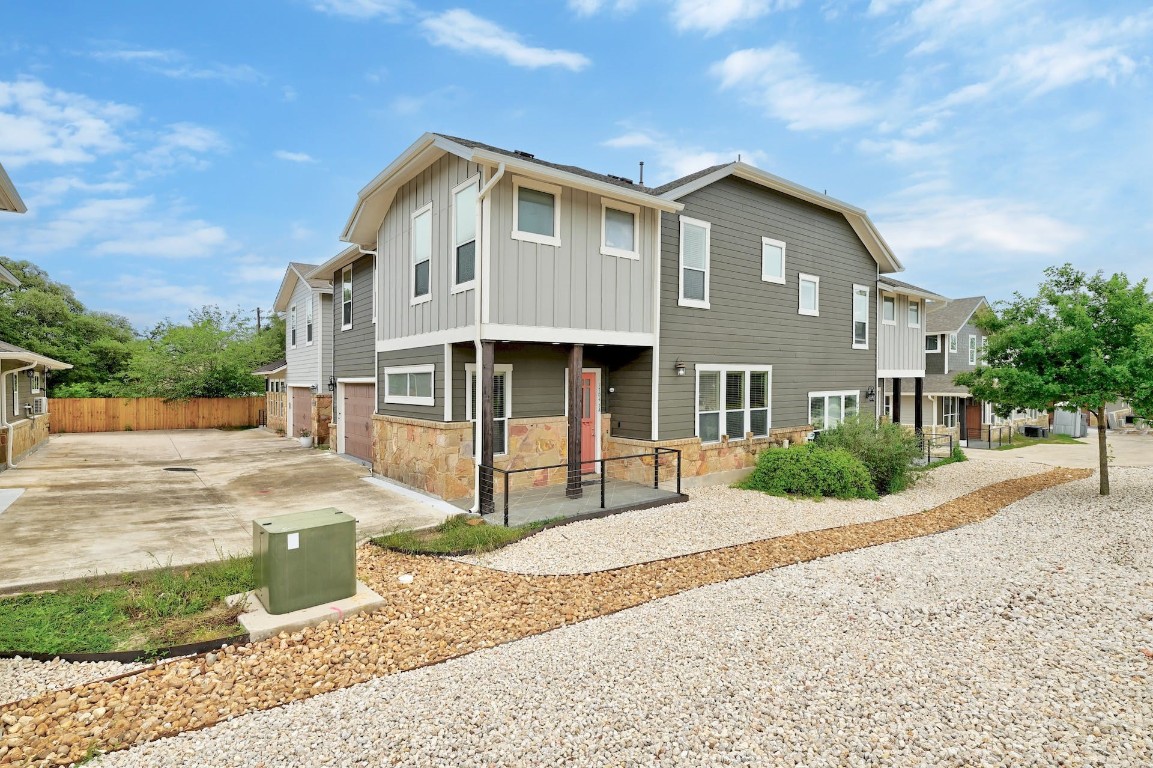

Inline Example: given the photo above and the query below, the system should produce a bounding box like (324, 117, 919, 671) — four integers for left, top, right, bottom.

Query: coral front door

(581, 371, 597, 473)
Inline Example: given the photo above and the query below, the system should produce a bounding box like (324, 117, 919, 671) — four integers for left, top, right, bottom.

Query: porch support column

(566, 344, 584, 499)
(479, 340, 495, 516)
(914, 376, 924, 434)
(891, 377, 902, 424)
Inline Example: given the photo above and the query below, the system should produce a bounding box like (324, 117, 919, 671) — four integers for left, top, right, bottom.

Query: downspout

(356, 246, 378, 458)
(471, 162, 505, 512)
(5, 362, 36, 469)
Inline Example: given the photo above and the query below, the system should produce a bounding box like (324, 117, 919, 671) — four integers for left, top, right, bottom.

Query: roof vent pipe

(638, 161, 644, 186)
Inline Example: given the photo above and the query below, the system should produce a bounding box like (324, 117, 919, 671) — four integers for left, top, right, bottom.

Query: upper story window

(289, 305, 297, 348)
(926, 334, 941, 352)
(696, 365, 771, 444)
(512, 177, 561, 247)
(852, 285, 869, 349)
(968, 334, 977, 365)
(411, 202, 432, 305)
(882, 294, 896, 324)
(341, 265, 353, 329)
(761, 238, 785, 284)
(601, 201, 639, 259)
(798, 273, 820, 316)
(306, 297, 314, 344)
(384, 364, 435, 407)
(678, 216, 711, 309)
(452, 177, 478, 289)
(908, 300, 921, 327)
(949, 332, 958, 353)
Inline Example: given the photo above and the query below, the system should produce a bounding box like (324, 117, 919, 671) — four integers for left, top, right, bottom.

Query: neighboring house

(875, 277, 946, 433)
(253, 358, 287, 434)
(272, 262, 333, 443)
(0, 341, 70, 468)
(0, 161, 27, 215)
(308, 245, 376, 463)
(336, 133, 909, 509)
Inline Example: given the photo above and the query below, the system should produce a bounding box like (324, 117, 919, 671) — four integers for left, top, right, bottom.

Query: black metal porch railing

(917, 431, 954, 462)
(479, 446, 682, 527)
(965, 424, 1014, 448)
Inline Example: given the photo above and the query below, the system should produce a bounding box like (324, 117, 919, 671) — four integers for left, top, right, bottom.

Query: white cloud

(421, 10, 591, 71)
(138, 123, 228, 175)
(281, 86, 298, 102)
(311, 0, 411, 20)
(274, 150, 316, 164)
(671, 0, 801, 35)
(23, 176, 133, 207)
(602, 132, 657, 149)
(857, 137, 945, 163)
(712, 46, 877, 131)
(601, 129, 766, 183)
(568, 0, 641, 16)
(89, 47, 266, 84)
(0, 78, 135, 168)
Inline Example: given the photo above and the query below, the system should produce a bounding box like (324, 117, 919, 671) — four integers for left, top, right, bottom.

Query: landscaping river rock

(0, 468, 1094, 766)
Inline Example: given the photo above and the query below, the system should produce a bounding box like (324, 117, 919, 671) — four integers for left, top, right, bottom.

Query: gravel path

(92, 466, 1152, 767)
(0, 658, 140, 708)
(463, 455, 1047, 574)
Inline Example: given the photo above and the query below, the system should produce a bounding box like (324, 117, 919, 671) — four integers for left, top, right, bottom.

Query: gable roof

(272, 261, 332, 312)
(341, 132, 682, 247)
(0, 162, 26, 214)
(925, 296, 989, 334)
(253, 358, 287, 376)
(0, 340, 71, 369)
(655, 161, 903, 274)
(307, 244, 364, 281)
(877, 277, 946, 301)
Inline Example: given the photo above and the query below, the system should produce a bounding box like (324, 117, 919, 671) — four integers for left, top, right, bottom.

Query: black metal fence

(965, 424, 1014, 448)
(918, 431, 954, 462)
(479, 447, 682, 526)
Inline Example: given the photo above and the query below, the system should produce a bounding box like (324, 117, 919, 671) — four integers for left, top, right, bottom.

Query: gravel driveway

(88, 466, 1153, 767)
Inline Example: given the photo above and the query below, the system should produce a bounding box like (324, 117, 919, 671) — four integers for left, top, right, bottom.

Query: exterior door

(291, 387, 313, 439)
(342, 383, 375, 462)
(580, 371, 597, 472)
(965, 400, 983, 441)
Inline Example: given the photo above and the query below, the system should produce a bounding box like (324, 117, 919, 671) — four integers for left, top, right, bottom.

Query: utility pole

(256, 307, 262, 333)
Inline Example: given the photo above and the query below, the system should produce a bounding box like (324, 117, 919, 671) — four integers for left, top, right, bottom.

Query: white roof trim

(659, 162, 903, 274)
(877, 280, 946, 301)
(273, 262, 331, 312)
(0, 350, 71, 370)
(0, 162, 27, 214)
(307, 244, 365, 280)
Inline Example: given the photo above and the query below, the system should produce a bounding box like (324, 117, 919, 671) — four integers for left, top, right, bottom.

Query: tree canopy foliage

(955, 264, 1153, 495)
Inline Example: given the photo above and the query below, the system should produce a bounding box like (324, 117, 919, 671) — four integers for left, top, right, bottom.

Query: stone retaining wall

(311, 394, 332, 447)
(10, 417, 49, 465)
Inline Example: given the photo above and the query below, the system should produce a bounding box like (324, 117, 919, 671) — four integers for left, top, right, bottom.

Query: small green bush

(816, 415, 921, 495)
(738, 443, 877, 500)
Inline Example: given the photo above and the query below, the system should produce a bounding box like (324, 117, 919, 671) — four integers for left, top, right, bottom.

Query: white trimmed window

(411, 203, 432, 304)
(941, 396, 958, 428)
(306, 297, 314, 344)
(761, 237, 785, 284)
(452, 176, 479, 288)
(289, 305, 297, 348)
(883, 394, 892, 420)
(926, 334, 941, 353)
(512, 177, 561, 247)
(696, 365, 771, 444)
(466, 364, 512, 456)
(969, 334, 977, 365)
(342, 265, 353, 329)
(799, 273, 819, 316)
(601, 200, 639, 259)
(882, 294, 896, 325)
(678, 216, 710, 309)
(31, 371, 41, 393)
(949, 333, 958, 353)
(384, 364, 435, 407)
(809, 391, 859, 430)
(852, 284, 869, 349)
(908, 300, 921, 328)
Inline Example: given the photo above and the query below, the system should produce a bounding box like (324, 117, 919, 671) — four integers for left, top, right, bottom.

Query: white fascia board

(877, 281, 946, 302)
(272, 266, 301, 312)
(0, 352, 72, 370)
(878, 369, 927, 378)
(0, 162, 26, 214)
(0, 263, 21, 287)
(306, 245, 363, 281)
(465, 148, 683, 213)
(481, 324, 655, 347)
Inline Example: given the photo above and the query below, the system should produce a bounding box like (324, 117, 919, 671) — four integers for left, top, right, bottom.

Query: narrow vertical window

(969, 334, 977, 365)
(678, 217, 711, 308)
(725, 371, 745, 439)
(412, 203, 432, 304)
(798, 273, 820, 316)
(453, 178, 478, 286)
(306, 297, 314, 344)
(290, 305, 297, 347)
(882, 295, 896, 324)
(697, 371, 720, 442)
(341, 265, 353, 328)
(852, 285, 869, 349)
(749, 371, 769, 437)
(949, 333, 958, 353)
(908, 300, 921, 327)
(761, 237, 785, 284)
(467, 366, 511, 456)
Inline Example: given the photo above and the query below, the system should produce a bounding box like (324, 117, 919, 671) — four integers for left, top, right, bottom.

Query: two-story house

(875, 277, 945, 433)
(272, 261, 334, 443)
(335, 134, 913, 510)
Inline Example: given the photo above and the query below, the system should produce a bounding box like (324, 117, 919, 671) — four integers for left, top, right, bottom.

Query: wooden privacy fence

(48, 397, 264, 434)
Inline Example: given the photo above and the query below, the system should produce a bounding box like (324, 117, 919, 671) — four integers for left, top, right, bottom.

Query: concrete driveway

(965, 431, 1153, 468)
(0, 429, 452, 592)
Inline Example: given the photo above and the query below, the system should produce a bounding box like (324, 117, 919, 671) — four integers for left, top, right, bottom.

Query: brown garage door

(343, 383, 375, 461)
(291, 387, 312, 439)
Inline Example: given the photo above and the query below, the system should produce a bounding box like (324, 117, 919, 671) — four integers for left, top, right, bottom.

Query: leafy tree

(124, 306, 279, 399)
(956, 264, 1153, 495)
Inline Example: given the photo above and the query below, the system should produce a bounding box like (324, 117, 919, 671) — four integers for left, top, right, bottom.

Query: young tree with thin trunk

(955, 265, 1153, 496)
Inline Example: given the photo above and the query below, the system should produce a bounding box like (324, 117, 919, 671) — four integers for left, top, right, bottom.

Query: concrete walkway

(964, 431, 1153, 468)
(0, 429, 450, 592)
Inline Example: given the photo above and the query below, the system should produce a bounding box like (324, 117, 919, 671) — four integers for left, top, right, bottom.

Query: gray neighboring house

(272, 261, 334, 443)
(333, 133, 915, 508)
(875, 276, 946, 433)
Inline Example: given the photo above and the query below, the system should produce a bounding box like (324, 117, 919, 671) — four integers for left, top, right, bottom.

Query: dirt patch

(0, 468, 1090, 766)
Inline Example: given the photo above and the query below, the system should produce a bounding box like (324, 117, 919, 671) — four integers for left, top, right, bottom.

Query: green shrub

(816, 414, 921, 495)
(737, 443, 877, 500)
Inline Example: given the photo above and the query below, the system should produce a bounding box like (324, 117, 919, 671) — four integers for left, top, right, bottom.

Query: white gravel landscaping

(93, 466, 1152, 767)
(0, 657, 140, 707)
(462, 454, 1048, 574)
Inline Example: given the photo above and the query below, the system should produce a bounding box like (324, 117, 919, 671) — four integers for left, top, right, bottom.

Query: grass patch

(372, 514, 561, 555)
(0, 553, 253, 656)
(996, 432, 1083, 451)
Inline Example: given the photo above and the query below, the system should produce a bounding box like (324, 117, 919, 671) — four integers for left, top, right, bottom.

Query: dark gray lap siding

(377, 345, 443, 420)
(658, 176, 878, 440)
(332, 255, 376, 380)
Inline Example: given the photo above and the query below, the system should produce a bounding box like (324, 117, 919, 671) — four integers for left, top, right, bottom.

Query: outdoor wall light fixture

(327, 376, 337, 392)
(865, 385, 876, 402)
(309, 384, 318, 394)
(674, 359, 687, 376)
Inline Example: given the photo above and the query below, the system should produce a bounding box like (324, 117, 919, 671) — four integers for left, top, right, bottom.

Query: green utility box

(253, 508, 357, 615)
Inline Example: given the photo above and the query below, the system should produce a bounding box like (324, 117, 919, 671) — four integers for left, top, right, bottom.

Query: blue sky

(1, 0, 1150, 328)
